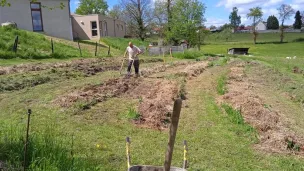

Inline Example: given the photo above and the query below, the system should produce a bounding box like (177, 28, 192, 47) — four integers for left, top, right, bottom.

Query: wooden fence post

(95, 42, 97, 56)
(51, 39, 54, 54)
(164, 99, 182, 171)
(77, 40, 82, 57)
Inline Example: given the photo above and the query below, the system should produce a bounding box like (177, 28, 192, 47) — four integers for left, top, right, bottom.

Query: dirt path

(218, 60, 304, 155)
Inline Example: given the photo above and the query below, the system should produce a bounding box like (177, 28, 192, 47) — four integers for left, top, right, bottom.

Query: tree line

(227, 5, 303, 44)
(75, 0, 206, 46)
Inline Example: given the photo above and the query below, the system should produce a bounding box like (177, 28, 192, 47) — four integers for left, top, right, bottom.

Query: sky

(70, 0, 304, 27)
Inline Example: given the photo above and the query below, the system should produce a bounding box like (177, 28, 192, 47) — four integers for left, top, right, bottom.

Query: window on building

(121, 25, 123, 31)
(116, 24, 119, 30)
(91, 21, 98, 37)
(31, 2, 43, 31)
(104, 22, 108, 36)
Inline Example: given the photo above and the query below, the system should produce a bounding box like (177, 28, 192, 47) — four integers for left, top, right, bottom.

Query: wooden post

(164, 99, 182, 171)
(13, 36, 19, 53)
(23, 109, 32, 171)
(77, 40, 82, 57)
(108, 46, 110, 56)
(51, 39, 54, 54)
(95, 42, 97, 56)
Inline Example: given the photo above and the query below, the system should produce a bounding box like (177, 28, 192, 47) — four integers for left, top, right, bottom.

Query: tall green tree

(294, 11, 302, 29)
(229, 7, 241, 31)
(152, 0, 168, 37)
(108, 4, 122, 19)
(267, 15, 279, 29)
(120, 0, 153, 41)
(278, 4, 295, 43)
(302, 11, 304, 24)
(75, 0, 108, 15)
(247, 7, 263, 44)
(167, 0, 206, 46)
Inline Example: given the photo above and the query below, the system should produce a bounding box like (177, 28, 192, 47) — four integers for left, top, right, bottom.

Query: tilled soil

(55, 61, 209, 129)
(0, 58, 164, 76)
(218, 61, 304, 155)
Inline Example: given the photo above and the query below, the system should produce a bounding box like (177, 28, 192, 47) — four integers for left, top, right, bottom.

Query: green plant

(217, 75, 227, 95)
(222, 104, 244, 125)
(126, 107, 140, 120)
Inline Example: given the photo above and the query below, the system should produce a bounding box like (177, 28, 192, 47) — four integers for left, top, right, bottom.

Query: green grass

(216, 74, 227, 95)
(0, 27, 90, 59)
(125, 107, 141, 120)
(173, 50, 205, 59)
(205, 32, 304, 44)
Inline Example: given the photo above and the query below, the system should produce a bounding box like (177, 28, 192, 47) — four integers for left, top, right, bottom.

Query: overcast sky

(70, 0, 304, 27)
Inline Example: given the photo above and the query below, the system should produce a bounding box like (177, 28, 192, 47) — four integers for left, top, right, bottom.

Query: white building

(0, 0, 73, 40)
(255, 21, 267, 31)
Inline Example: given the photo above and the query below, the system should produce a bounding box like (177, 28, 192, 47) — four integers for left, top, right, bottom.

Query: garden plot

(218, 61, 304, 155)
(55, 61, 209, 129)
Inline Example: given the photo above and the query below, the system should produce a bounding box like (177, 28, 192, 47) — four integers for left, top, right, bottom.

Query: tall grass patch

(0, 122, 101, 170)
(0, 27, 90, 59)
(216, 75, 227, 95)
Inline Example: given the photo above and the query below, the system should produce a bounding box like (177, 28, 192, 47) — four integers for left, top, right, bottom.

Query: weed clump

(217, 75, 227, 95)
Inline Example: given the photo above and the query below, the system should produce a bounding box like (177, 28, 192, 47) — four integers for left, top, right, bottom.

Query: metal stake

(126, 137, 131, 169)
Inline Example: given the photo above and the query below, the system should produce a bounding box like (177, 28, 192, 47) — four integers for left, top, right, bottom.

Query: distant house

(0, 0, 73, 40)
(255, 21, 267, 31)
(71, 14, 126, 40)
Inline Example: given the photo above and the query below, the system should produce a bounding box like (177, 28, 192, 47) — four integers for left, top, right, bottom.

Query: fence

(148, 45, 187, 56)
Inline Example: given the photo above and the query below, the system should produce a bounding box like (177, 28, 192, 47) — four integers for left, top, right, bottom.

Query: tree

(152, 0, 168, 37)
(167, 0, 173, 32)
(278, 4, 295, 43)
(294, 11, 302, 29)
(167, 0, 206, 46)
(267, 15, 279, 29)
(75, 0, 108, 15)
(239, 24, 245, 30)
(302, 11, 304, 25)
(108, 5, 123, 19)
(229, 7, 241, 31)
(247, 7, 263, 44)
(209, 25, 217, 30)
(220, 23, 233, 31)
(120, 0, 153, 41)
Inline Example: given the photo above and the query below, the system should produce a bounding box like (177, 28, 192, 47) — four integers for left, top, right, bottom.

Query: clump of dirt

(129, 80, 179, 129)
(140, 61, 192, 77)
(0, 58, 106, 75)
(176, 62, 208, 78)
(55, 78, 141, 108)
(218, 61, 304, 154)
(293, 66, 303, 74)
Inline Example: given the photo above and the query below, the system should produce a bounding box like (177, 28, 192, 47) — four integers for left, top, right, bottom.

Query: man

(124, 42, 143, 77)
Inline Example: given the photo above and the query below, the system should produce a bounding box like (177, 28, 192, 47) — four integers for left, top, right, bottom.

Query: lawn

(205, 32, 304, 44)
